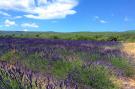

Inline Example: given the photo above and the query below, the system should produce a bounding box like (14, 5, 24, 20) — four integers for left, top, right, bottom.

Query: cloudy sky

(0, 0, 135, 32)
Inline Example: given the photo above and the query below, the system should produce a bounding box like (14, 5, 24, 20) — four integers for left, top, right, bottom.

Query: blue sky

(0, 0, 135, 32)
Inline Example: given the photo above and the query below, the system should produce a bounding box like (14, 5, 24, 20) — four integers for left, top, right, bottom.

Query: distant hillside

(126, 30, 135, 32)
(0, 31, 135, 42)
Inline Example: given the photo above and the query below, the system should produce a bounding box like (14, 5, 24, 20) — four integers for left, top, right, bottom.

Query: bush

(22, 54, 48, 72)
(71, 65, 118, 89)
(110, 57, 135, 77)
(50, 35, 59, 39)
(0, 51, 20, 62)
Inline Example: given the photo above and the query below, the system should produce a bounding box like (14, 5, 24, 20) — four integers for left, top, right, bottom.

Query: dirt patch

(121, 43, 135, 59)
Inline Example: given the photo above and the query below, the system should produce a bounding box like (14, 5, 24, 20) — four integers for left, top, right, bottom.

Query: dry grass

(117, 76, 135, 89)
(121, 43, 135, 58)
(119, 43, 135, 89)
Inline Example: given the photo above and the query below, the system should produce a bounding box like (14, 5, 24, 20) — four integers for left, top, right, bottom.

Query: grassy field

(0, 31, 135, 42)
(0, 32, 135, 89)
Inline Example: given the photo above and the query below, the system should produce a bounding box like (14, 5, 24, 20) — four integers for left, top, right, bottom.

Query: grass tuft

(110, 57, 135, 77)
(71, 65, 119, 89)
(0, 51, 20, 62)
(22, 54, 48, 72)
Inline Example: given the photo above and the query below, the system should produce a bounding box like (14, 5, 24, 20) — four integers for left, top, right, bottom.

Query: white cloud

(14, 16, 22, 19)
(21, 23, 39, 28)
(4, 19, 16, 27)
(0, 11, 10, 16)
(0, 0, 78, 19)
(23, 29, 28, 32)
(94, 16, 108, 24)
(99, 20, 107, 23)
(94, 16, 99, 19)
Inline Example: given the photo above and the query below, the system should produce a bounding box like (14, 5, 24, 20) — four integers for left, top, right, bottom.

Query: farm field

(0, 0, 135, 89)
(0, 37, 135, 89)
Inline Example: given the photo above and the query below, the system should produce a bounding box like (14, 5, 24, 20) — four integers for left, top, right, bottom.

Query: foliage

(0, 31, 135, 42)
(71, 65, 119, 89)
(0, 68, 21, 89)
(110, 57, 135, 77)
(0, 37, 134, 88)
(22, 54, 48, 72)
(0, 51, 20, 62)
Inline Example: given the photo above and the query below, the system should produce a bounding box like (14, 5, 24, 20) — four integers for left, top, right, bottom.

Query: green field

(0, 31, 135, 42)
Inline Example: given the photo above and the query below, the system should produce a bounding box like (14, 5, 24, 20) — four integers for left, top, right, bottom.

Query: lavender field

(0, 38, 135, 89)
(0, 0, 135, 88)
